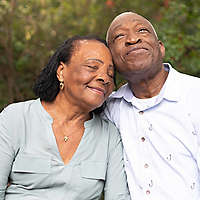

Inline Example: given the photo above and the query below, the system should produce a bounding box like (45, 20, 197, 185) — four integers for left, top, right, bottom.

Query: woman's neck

(41, 95, 91, 125)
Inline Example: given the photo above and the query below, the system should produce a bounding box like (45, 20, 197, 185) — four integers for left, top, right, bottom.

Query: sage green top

(0, 99, 130, 200)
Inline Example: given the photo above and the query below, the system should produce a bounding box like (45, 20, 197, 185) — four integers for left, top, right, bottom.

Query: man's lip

(126, 47, 148, 55)
(87, 86, 106, 95)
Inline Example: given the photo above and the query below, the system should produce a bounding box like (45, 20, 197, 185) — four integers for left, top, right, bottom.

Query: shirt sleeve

(103, 98, 120, 129)
(0, 108, 16, 200)
(103, 99, 113, 122)
(104, 122, 131, 200)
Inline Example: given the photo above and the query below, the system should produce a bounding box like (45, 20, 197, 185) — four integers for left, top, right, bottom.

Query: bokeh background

(0, 0, 200, 110)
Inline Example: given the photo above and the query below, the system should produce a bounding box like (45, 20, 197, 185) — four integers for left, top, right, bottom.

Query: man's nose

(125, 33, 141, 46)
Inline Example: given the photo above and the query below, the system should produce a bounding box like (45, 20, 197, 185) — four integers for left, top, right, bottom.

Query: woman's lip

(87, 86, 106, 96)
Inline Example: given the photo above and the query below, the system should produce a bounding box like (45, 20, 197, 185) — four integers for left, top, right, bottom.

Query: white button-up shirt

(104, 64, 200, 200)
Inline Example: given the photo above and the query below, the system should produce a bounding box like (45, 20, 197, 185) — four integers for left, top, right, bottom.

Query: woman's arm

(104, 122, 131, 200)
(0, 108, 16, 200)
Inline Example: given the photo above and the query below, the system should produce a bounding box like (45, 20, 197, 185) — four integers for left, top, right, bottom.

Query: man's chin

(125, 61, 150, 72)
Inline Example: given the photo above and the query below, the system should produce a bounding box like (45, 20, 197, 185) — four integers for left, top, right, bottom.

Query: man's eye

(113, 34, 124, 41)
(138, 28, 149, 33)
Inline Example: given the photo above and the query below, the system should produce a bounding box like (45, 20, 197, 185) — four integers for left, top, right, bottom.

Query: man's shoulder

(179, 71, 200, 82)
(168, 65, 200, 95)
(178, 71, 200, 92)
(173, 70, 200, 110)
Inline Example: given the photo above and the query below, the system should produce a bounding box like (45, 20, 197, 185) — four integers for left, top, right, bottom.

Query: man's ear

(56, 62, 65, 81)
(158, 40, 165, 59)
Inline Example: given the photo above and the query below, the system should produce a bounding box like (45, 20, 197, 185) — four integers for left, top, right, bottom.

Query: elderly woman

(0, 36, 130, 200)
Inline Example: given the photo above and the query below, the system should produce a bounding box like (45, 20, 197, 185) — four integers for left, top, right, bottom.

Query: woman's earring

(60, 81, 64, 90)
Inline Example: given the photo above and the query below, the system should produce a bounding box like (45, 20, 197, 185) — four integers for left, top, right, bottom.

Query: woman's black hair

(33, 35, 116, 114)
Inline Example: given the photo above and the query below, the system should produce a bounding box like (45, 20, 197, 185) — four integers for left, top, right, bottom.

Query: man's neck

(129, 67, 168, 99)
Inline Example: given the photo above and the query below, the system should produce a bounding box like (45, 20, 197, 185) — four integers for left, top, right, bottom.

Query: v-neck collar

(36, 98, 97, 166)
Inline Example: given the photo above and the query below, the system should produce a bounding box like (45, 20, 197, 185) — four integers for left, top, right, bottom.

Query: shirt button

(149, 124, 153, 131)
(139, 111, 144, 115)
(141, 137, 145, 142)
(146, 190, 150, 195)
(144, 163, 149, 168)
(192, 131, 197, 135)
(191, 182, 195, 190)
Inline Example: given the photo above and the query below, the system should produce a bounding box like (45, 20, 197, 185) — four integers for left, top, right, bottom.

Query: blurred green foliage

(0, 0, 200, 110)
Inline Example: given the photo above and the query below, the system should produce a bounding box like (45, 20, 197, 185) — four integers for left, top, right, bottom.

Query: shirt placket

(137, 109, 154, 198)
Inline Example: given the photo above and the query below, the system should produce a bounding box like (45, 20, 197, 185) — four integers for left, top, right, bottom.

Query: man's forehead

(111, 13, 150, 32)
(106, 12, 157, 42)
(113, 12, 145, 22)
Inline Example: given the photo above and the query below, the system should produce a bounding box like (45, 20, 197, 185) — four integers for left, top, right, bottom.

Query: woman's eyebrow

(86, 58, 104, 64)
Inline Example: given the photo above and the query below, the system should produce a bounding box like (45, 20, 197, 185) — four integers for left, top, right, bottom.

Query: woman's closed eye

(108, 67, 114, 79)
(108, 73, 114, 79)
(87, 65, 98, 70)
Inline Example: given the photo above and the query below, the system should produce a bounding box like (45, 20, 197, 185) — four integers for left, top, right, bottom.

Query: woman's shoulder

(0, 99, 39, 150)
(0, 99, 38, 124)
(1, 99, 37, 113)
(94, 114, 121, 139)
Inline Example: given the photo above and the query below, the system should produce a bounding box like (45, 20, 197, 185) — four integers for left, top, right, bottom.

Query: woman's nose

(96, 73, 111, 85)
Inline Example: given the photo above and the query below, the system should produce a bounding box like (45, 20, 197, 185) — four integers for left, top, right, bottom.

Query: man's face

(107, 13, 165, 80)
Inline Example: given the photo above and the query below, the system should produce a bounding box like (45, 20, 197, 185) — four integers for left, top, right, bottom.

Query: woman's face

(58, 40, 114, 112)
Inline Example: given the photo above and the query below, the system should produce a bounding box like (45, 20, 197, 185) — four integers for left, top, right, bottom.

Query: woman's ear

(56, 62, 65, 81)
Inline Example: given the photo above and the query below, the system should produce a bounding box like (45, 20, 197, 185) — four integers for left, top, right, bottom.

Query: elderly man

(104, 11, 200, 200)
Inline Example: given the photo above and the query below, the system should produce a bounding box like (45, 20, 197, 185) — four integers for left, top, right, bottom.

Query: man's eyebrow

(111, 24, 122, 33)
(111, 20, 146, 33)
(86, 58, 104, 64)
(131, 19, 142, 22)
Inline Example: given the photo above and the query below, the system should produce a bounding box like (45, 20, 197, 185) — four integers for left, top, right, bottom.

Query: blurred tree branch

(0, 0, 199, 110)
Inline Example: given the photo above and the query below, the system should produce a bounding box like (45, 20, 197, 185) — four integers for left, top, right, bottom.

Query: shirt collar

(110, 63, 182, 104)
(162, 63, 181, 102)
(110, 83, 133, 103)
